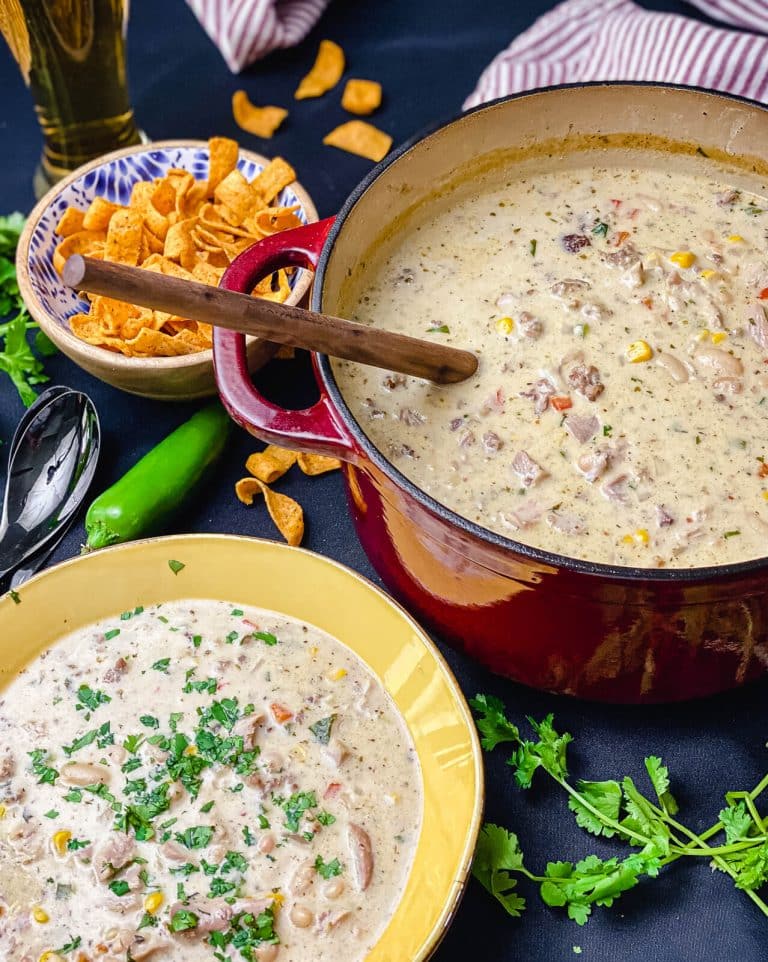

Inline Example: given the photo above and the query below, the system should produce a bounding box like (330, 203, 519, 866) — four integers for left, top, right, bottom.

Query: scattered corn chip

(235, 477, 304, 546)
(341, 79, 382, 115)
(323, 120, 392, 162)
(207, 136, 239, 196)
(54, 137, 300, 358)
(246, 445, 298, 483)
(251, 157, 296, 206)
(55, 207, 85, 237)
(295, 39, 345, 100)
(232, 91, 288, 138)
(297, 452, 342, 476)
(214, 169, 255, 225)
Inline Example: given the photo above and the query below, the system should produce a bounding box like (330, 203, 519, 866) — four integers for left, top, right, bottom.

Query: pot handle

(213, 217, 358, 461)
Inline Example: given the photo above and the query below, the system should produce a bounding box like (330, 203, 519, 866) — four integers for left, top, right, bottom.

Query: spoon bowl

(0, 390, 100, 580)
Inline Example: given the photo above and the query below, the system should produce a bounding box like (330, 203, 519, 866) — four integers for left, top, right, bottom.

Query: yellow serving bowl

(0, 534, 483, 961)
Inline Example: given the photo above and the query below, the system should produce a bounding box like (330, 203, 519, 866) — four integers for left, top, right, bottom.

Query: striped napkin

(464, 0, 768, 110)
(185, 0, 331, 73)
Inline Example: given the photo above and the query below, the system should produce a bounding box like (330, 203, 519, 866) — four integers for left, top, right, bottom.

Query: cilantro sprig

(471, 695, 768, 924)
(0, 212, 56, 405)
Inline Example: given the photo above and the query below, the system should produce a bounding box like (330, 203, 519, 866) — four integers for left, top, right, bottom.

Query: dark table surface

(2, 2, 767, 960)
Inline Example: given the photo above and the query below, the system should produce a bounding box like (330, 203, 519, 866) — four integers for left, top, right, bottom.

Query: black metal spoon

(0, 389, 100, 583)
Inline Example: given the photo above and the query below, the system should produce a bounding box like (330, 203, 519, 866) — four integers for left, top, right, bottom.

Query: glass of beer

(0, 0, 142, 197)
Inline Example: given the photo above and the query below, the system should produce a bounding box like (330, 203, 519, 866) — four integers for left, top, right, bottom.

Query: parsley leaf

(168, 559, 186, 575)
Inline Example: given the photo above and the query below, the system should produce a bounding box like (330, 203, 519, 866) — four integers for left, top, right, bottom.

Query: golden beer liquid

(0, 0, 141, 195)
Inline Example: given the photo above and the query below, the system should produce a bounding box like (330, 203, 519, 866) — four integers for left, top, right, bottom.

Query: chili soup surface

(0, 601, 422, 962)
(334, 158, 768, 568)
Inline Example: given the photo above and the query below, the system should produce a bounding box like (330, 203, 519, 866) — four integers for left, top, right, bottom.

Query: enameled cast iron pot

(213, 84, 768, 704)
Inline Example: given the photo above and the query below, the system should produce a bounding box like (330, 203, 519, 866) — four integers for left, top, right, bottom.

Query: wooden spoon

(62, 255, 478, 385)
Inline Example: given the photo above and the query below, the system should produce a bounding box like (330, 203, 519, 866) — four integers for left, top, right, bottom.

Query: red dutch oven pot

(214, 83, 768, 704)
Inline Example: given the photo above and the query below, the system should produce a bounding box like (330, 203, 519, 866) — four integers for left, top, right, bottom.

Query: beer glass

(0, 0, 141, 197)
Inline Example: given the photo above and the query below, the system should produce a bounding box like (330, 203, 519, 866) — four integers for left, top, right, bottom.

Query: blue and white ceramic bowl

(16, 140, 318, 401)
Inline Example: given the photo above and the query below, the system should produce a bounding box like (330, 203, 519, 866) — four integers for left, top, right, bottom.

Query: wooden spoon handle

(62, 255, 478, 385)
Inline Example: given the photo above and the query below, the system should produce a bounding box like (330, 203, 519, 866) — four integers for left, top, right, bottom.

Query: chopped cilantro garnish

(66, 837, 90, 850)
(316, 811, 336, 826)
(226, 631, 239, 644)
(231, 608, 244, 616)
(123, 733, 145, 754)
(8, 589, 20, 604)
(108, 879, 130, 896)
(282, 791, 317, 833)
(183, 676, 217, 694)
(201, 800, 215, 813)
(170, 909, 198, 931)
(192, 634, 202, 648)
(222, 851, 248, 873)
(253, 631, 278, 646)
(63, 721, 113, 757)
(76, 684, 111, 712)
(175, 825, 215, 849)
(427, 324, 450, 333)
(63, 788, 82, 803)
(258, 814, 270, 830)
(170, 862, 199, 877)
(168, 559, 186, 575)
(201, 697, 241, 732)
(28, 749, 59, 785)
(314, 855, 343, 879)
(152, 658, 171, 673)
(55, 935, 82, 954)
(243, 826, 256, 846)
(44, 809, 59, 819)
(140, 715, 160, 729)
(104, 628, 121, 640)
(137, 912, 158, 930)
(209, 876, 238, 898)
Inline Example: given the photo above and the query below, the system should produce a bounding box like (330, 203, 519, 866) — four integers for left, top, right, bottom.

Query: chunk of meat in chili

(561, 233, 591, 253)
(565, 414, 599, 444)
(519, 311, 543, 339)
(566, 362, 605, 401)
(602, 242, 641, 269)
(519, 378, 555, 415)
(512, 450, 547, 488)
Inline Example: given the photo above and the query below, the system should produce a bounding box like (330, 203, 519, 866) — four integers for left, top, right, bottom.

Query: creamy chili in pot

(0, 601, 421, 962)
(334, 161, 768, 568)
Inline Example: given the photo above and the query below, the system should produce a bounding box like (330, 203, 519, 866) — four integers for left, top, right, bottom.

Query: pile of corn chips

(232, 40, 391, 163)
(235, 444, 342, 545)
(54, 137, 302, 358)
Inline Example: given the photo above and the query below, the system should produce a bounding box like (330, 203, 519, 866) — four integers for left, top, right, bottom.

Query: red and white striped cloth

(185, 0, 331, 73)
(464, 0, 768, 110)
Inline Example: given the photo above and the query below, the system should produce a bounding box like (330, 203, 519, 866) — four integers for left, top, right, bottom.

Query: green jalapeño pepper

(84, 403, 232, 550)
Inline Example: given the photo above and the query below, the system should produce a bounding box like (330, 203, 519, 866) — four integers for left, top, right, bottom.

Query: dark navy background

(1, 3, 766, 959)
